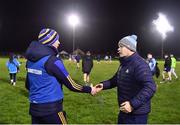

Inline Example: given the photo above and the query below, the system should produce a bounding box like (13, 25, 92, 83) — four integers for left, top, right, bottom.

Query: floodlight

(68, 14, 79, 27)
(152, 13, 174, 40)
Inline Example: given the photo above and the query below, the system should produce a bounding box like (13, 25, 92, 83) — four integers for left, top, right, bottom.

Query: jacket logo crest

(125, 69, 129, 73)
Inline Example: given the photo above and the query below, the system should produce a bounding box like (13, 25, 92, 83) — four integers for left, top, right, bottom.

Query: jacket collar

(25, 41, 58, 62)
(120, 52, 138, 65)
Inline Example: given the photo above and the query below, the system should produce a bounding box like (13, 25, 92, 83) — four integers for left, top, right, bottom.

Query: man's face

(52, 40, 60, 49)
(164, 55, 168, 58)
(118, 44, 129, 57)
(147, 54, 152, 59)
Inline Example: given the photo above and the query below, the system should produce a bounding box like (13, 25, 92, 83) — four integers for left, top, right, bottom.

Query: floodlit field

(0, 57, 180, 124)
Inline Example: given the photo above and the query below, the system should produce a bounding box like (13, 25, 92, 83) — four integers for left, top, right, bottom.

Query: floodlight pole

(68, 14, 79, 54)
(161, 40, 164, 59)
(72, 25, 75, 53)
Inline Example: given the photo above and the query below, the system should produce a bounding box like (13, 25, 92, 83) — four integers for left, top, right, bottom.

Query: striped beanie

(118, 35, 137, 52)
(38, 28, 59, 46)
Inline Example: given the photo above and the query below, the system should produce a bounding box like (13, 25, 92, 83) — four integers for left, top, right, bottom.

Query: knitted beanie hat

(118, 35, 137, 52)
(38, 28, 59, 46)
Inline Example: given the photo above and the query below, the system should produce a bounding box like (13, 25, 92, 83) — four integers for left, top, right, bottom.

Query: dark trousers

(9, 73, 16, 82)
(32, 111, 67, 124)
(118, 112, 148, 124)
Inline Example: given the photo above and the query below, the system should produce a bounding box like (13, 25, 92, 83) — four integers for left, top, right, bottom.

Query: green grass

(0, 58, 180, 124)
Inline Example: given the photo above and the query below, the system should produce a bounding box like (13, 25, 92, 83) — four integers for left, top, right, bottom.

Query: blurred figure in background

(170, 54, 178, 80)
(109, 55, 112, 63)
(147, 53, 157, 76)
(104, 55, 109, 62)
(82, 51, 93, 86)
(161, 54, 172, 83)
(97, 54, 101, 64)
(75, 54, 81, 69)
(6, 53, 20, 86)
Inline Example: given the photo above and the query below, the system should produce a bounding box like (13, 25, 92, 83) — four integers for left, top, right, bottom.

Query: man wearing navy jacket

(95, 35, 157, 124)
(25, 28, 96, 124)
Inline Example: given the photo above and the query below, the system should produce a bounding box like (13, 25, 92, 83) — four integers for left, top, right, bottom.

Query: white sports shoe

(10, 79, 13, 84)
(160, 81, 165, 83)
(13, 82, 16, 86)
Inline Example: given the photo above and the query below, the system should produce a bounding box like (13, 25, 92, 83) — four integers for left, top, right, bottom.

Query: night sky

(0, 0, 180, 58)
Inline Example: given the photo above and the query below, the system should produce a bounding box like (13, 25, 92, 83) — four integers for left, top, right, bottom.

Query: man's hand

(119, 101, 133, 113)
(91, 86, 97, 96)
(95, 84, 103, 93)
(90, 84, 103, 96)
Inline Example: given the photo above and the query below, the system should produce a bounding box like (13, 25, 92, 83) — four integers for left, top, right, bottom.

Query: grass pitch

(0, 57, 180, 124)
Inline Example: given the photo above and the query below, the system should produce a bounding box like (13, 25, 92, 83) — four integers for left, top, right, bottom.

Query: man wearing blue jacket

(147, 53, 157, 76)
(25, 28, 96, 124)
(95, 35, 157, 124)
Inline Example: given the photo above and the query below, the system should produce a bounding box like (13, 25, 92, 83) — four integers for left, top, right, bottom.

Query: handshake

(89, 83, 133, 113)
(90, 83, 103, 96)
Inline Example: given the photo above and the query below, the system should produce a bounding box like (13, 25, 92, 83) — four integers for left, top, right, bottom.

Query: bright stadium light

(68, 14, 80, 53)
(152, 13, 174, 58)
(68, 14, 79, 27)
(153, 13, 174, 40)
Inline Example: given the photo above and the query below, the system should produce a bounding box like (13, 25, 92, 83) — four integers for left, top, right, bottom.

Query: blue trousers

(31, 111, 67, 124)
(118, 112, 148, 124)
(9, 73, 16, 82)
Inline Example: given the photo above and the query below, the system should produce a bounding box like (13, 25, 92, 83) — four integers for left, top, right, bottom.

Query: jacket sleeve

(129, 62, 157, 109)
(14, 59, 20, 67)
(101, 72, 117, 90)
(45, 56, 91, 93)
(149, 58, 156, 70)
